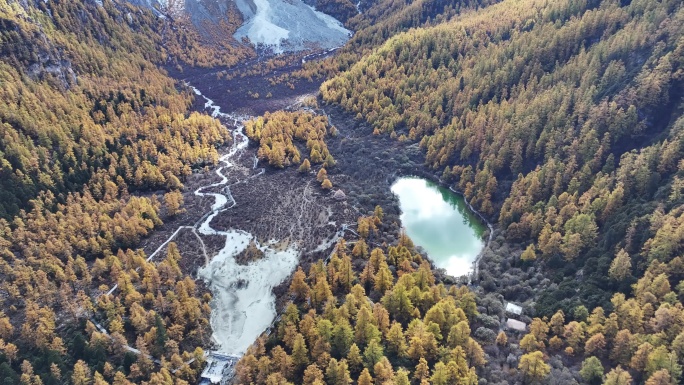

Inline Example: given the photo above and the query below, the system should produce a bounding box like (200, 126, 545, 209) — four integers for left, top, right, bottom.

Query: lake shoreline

(147, 60, 499, 376)
(387, 169, 496, 283)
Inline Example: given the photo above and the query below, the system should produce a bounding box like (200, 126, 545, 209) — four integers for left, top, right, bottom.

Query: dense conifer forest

(0, 1, 237, 383)
(243, 0, 684, 383)
(322, 0, 684, 322)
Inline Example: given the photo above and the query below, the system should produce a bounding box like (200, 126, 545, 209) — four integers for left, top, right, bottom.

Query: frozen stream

(188, 85, 300, 355)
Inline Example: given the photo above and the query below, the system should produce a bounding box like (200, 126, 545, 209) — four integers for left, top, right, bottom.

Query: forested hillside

(294, 0, 499, 82)
(318, 0, 684, 382)
(0, 0, 235, 219)
(0, 0, 233, 383)
(235, 215, 487, 385)
(323, 0, 683, 305)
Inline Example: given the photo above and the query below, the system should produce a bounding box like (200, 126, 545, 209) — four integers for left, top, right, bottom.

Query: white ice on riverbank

(198, 236, 299, 355)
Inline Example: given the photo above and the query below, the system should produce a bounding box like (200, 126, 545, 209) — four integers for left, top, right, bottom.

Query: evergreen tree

(580, 357, 605, 385)
(363, 340, 384, 370)
(299, 159, 312, 173)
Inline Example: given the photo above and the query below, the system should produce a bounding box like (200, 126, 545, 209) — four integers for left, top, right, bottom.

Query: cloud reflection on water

(391, 177, 485, 277)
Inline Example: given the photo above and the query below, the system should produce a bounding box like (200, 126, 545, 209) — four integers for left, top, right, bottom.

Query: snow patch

(234, 0, 351, 53)
(127, 0, 350, 53)
(236, 0, 290, 50)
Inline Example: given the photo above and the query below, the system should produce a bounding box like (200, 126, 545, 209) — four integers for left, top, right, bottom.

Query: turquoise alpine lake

(391, 177, 486, 277)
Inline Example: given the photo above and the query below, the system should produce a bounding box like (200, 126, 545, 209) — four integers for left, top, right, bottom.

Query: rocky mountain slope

(129, 0, 351, 53)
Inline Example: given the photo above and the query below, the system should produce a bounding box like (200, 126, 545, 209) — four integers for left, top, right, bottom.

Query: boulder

(333, 189, 346, 201)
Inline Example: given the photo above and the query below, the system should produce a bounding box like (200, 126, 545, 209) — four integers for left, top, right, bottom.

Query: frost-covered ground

(125, 0, 174, 16)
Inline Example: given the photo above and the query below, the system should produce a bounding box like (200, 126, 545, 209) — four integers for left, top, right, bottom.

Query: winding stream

(187, 86, 300, 356)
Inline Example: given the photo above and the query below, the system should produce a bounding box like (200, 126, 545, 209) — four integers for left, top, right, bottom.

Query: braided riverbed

(189, 86, 300, 356)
